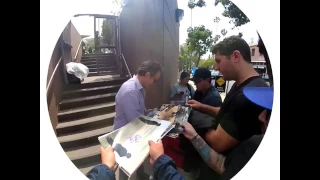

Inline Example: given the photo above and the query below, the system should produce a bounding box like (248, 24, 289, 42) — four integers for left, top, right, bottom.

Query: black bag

(67, 72, 81, 84)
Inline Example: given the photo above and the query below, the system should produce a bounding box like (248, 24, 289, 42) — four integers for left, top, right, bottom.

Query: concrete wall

(46, 35, 64, 135)
(46, 21, 82, 134)
(70, 22, 82, 63)
(250, 44, 265, 62)
(120, 0, 179, 108)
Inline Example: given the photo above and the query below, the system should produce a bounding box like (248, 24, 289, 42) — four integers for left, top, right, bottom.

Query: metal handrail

(46, 56, 62, 94)
(121, 53, 132, 78)
(73, 39, 83, 61)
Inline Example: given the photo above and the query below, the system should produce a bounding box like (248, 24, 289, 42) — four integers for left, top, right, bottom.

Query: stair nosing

(74, 77, 126, 85)
(57, 112, 116, 129)
(58, 102, 116, 116)
(63, 85, 121, 94)
(66, 144, 101, 160)
(60, 93, 116, 104)
(58, 125, 113, 143)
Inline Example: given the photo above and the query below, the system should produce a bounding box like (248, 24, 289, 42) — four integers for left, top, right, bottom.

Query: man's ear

(232, 50, 241, 63)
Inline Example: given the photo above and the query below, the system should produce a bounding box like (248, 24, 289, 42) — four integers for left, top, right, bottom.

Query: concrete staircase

(56, 54, 128, 174)
(81, 54, 119, 77)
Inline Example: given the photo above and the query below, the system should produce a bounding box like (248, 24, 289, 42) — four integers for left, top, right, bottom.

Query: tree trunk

(191, 9, 193, 28)
(196, 53, 201, 67)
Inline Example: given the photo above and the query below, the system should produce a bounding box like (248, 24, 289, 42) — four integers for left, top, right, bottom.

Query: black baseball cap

(190, 68, 211, 83)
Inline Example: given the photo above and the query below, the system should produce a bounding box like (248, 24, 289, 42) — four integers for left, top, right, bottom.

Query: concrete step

(58, 125, 113, 150)
(89, 67, 118, 72)
(81, 55, 114, 59)
(81, 61, 116, 66)
(56, 112, 115, 136)
(58, 102, 116, 122)
(82, 54, 115, 58)
(64, 77, 127, 91)
(66, 143, 101, 168)
(85, 64, 117, 69)
(88, 71, 119, 77)
(81, 57, 114, 61)
(82, 56, 115, 60)
(81, 58, 115, 63)
(63, 85, 121, 99)
(59, 93, 116, 111)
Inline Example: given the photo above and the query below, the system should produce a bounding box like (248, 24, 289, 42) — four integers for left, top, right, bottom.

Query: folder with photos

(98, 105, 191, 177)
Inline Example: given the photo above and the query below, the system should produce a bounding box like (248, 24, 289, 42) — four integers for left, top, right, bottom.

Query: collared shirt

(113, 75, 146, 130)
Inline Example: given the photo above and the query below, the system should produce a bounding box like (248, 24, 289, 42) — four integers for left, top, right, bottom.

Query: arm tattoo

(191, 135, 226, 174)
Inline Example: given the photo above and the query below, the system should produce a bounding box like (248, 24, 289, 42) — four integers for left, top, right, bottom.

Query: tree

(101, 19, 114, 45)
(214, 0, 250, 27)
(188, 0, 206, 27)
(186, 25, 213, 67)
(111, 0, 125, 15)
(179, 44, 198, 70)
(198, 57, 215, 69)
(213, 16, 221, 35)
(221, 29, 228, 37)
(192, 0, 250, 28)
(188, 0, 196, 27)
(213, 35, 221, 44)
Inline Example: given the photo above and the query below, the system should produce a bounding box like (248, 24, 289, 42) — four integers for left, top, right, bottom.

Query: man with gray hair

(114, 60, 162, 180)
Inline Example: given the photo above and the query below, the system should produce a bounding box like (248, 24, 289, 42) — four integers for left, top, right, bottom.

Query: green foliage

(188, 0, 206, 9)
(189, 0, 250, 27)
(186, 25, 213, 67)
(198, 57, 215, 69)
(188, 0, 196, 9)
(196, 0, 206, 7)
(179, 44, 198, 70)
(221, 29, 228, 36)
(214, 0, 250, 27)
(213, 16, 221, 23)
(213, 35, 221, 44)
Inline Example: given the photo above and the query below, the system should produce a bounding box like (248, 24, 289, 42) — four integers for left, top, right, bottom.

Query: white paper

(98, 116, 173, 176)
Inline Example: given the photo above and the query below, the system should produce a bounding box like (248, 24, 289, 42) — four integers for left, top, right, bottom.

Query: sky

(71, 0, 259, 57)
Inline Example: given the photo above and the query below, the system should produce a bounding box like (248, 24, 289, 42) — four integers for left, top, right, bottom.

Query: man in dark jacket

(180, 67, 223, 176)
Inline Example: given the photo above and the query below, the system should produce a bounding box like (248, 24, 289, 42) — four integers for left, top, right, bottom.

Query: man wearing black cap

(190, 67, 222, 107)
(179, 67, 223, 178)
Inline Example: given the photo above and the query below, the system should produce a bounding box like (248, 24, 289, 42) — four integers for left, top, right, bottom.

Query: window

(251, 48, 255, 56)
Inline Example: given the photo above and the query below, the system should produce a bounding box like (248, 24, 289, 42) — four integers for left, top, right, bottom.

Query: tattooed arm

(182, 122, 226, 174)
(190, 134, 226, 174)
